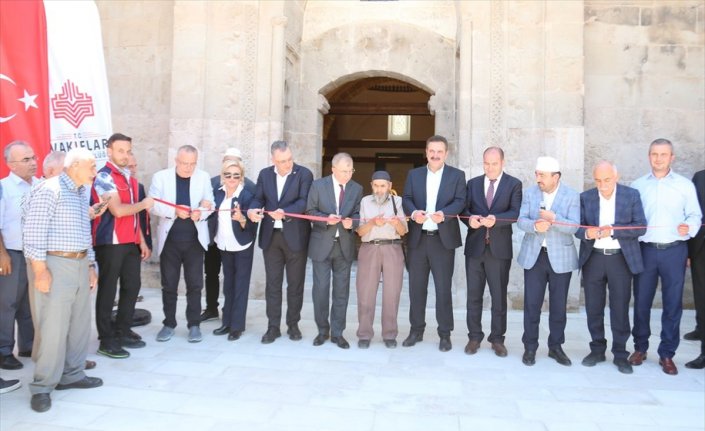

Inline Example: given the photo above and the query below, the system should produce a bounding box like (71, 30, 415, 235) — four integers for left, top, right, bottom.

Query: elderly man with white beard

(355, 171, 408, 349)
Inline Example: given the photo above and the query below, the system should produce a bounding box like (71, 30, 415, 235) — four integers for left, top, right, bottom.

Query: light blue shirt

(632, 170, 702, 243)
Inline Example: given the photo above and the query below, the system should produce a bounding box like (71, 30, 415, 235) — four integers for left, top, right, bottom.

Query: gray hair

(3, 140, 30, 162)
(43, 151, 66, 172)
(177, 144, 198, 155)
(332, 152, 353, 167)
(270, 140, 289, 155)
(64, 148, 95, 167)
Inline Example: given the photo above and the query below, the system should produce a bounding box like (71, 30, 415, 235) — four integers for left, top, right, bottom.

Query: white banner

(45, 0, 112, 167)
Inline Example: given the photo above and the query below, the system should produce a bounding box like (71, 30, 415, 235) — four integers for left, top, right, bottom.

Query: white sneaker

(156, 326, 175, 342)
(188, 326, 202, 343)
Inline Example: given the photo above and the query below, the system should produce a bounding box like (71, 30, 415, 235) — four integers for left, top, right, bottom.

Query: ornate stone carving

(489, 0, 505, 147)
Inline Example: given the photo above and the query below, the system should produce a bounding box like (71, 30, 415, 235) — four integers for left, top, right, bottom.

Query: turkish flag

(0, 0, 50, 177)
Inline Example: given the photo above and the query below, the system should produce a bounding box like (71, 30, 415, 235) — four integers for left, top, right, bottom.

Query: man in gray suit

(517, 156, 580, 366)
(306, 153, 363, 349)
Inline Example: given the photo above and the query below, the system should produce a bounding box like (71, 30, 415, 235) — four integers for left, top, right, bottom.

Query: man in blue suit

(462, 147, 522, 357)
(575, 161, 646, 374)
(401, 135, 466, 352)
(517, 156, 579, 366)
(248, 141, 313, 344)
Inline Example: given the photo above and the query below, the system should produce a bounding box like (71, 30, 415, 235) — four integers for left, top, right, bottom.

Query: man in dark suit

(575, 161, 647, 374)
(462, 147, 521, 357)
(248, 141, 313, 344)
(401, 135, 466, 352)
(201, 148, 256, 322)
(686, 169, 705, 369)
(306, 152, 362, 349)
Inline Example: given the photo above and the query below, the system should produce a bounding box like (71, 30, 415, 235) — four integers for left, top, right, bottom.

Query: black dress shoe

(522, 350, 536, 366)
(31, 393, 51, 412)
(331, 336, 350, 349)
(614, 358, 633, 374)
(228, 330, 242, 341)
(685, 354, 705, 369)
(0, 354, 23, 370)
(287, 324, 302, 341)
(313, 333, 330, 346)
(581, 351, 606, 367)
(18, 350, 32, 358)
(199, 309, 219, 322)
(213, 325, 230, 336)
(548, 347, 572, 366)
(358, 339, 370, 349)
(119, 337, 146, 349)
(402, 332, 423, 347)
(55, 376, 103, 390)
(683, 330, 702, 341)
(439, 336, 452, 352)
(383, 339, 397, 349)
(261, 327, 281, 344)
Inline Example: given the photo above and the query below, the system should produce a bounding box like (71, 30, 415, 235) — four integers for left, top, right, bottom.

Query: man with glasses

(306, 153, 362, 349)
(0, 141, 38, 370)
(150, 145, 213, 343)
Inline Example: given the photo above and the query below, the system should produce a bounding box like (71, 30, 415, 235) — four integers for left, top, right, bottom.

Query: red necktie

(338, 184, 345, 215)
(485, 179, 496, 243)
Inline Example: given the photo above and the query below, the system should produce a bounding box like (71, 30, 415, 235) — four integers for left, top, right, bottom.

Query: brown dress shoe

(658, 357, 678, 375)
(464, 340, 480, 355)
(85, 360, 96, 370)
(628, 351, 647, 366)
(491, 342, 508, 357)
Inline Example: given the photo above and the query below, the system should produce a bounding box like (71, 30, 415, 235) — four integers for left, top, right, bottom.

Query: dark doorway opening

(322, 77, 432, 194)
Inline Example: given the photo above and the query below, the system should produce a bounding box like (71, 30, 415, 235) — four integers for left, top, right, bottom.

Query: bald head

(593, 161, 619, 199)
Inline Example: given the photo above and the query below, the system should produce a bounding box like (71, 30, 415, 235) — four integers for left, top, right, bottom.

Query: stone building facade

(96, 0, 704, 310)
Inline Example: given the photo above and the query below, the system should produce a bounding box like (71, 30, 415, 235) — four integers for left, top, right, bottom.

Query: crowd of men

(0, 135, 703, 414)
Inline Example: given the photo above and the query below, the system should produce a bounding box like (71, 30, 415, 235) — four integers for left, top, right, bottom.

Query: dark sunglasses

(223, 173, 241, 179)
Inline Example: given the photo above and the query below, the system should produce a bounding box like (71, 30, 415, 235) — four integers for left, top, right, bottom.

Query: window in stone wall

(388, 115, 410, 141)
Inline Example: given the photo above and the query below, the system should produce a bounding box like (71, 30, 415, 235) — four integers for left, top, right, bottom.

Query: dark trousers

(408, 234, 455, 337)
(582, 251, 633, 360)
(160, 238, 204, 328)
(522, 250, 572, 351)
(690, 244, 705, 353)
(311, 241, 351, 337)
(465, 246, 510, 343)
(0, 250, 33, 355)
(220, 246, 254, 332)
(95, 244, 141, 342)
(204, 243, 221, 312)
(633, 241, 687, 359)
(263, 231, 307, 329)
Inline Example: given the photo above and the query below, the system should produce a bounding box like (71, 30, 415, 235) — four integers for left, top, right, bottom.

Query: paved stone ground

(1, 277, 703, 431)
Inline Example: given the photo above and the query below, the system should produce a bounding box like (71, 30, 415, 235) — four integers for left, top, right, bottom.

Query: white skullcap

(223, 148, 242, 159)
(536, 156, 560, 173)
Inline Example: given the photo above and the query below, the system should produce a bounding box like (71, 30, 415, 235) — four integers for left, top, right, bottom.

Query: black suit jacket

(689, 169, 705, 258)
(402, 164, 466, 250)
(138, 183, 152, 250)
(209, 186, 258, 246)
(250, 164, 313, 253)
(306, 176, 363, 262)
(575, 184, 647, 274)
(462, 173, 522, 260)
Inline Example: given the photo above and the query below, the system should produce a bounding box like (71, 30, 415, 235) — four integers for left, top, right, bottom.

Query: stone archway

(286, 21, 458, 178)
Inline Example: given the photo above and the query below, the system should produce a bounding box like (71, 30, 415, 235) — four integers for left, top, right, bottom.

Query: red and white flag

(1, 0, 112, 177)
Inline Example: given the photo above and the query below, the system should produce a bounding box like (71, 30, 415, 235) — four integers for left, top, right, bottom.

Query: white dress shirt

(540, 183, 560, 247)
(215, 184, 252, 252)
(594, 191, 621, 249)
(1, 172, 39, 250)
(274, 167, 291, 229)
(332, 176, 346, 237)
(422, 164, 444, 231)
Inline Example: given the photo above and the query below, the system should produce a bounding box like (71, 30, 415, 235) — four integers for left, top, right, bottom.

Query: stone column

(457, 18, 473, 174)
(269, 16, 288, 144)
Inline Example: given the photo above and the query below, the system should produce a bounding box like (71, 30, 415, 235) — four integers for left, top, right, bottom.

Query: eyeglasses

(9, 155, 37, 164)
(336, 168, 355, 175)
(223, 173, 241, 179)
